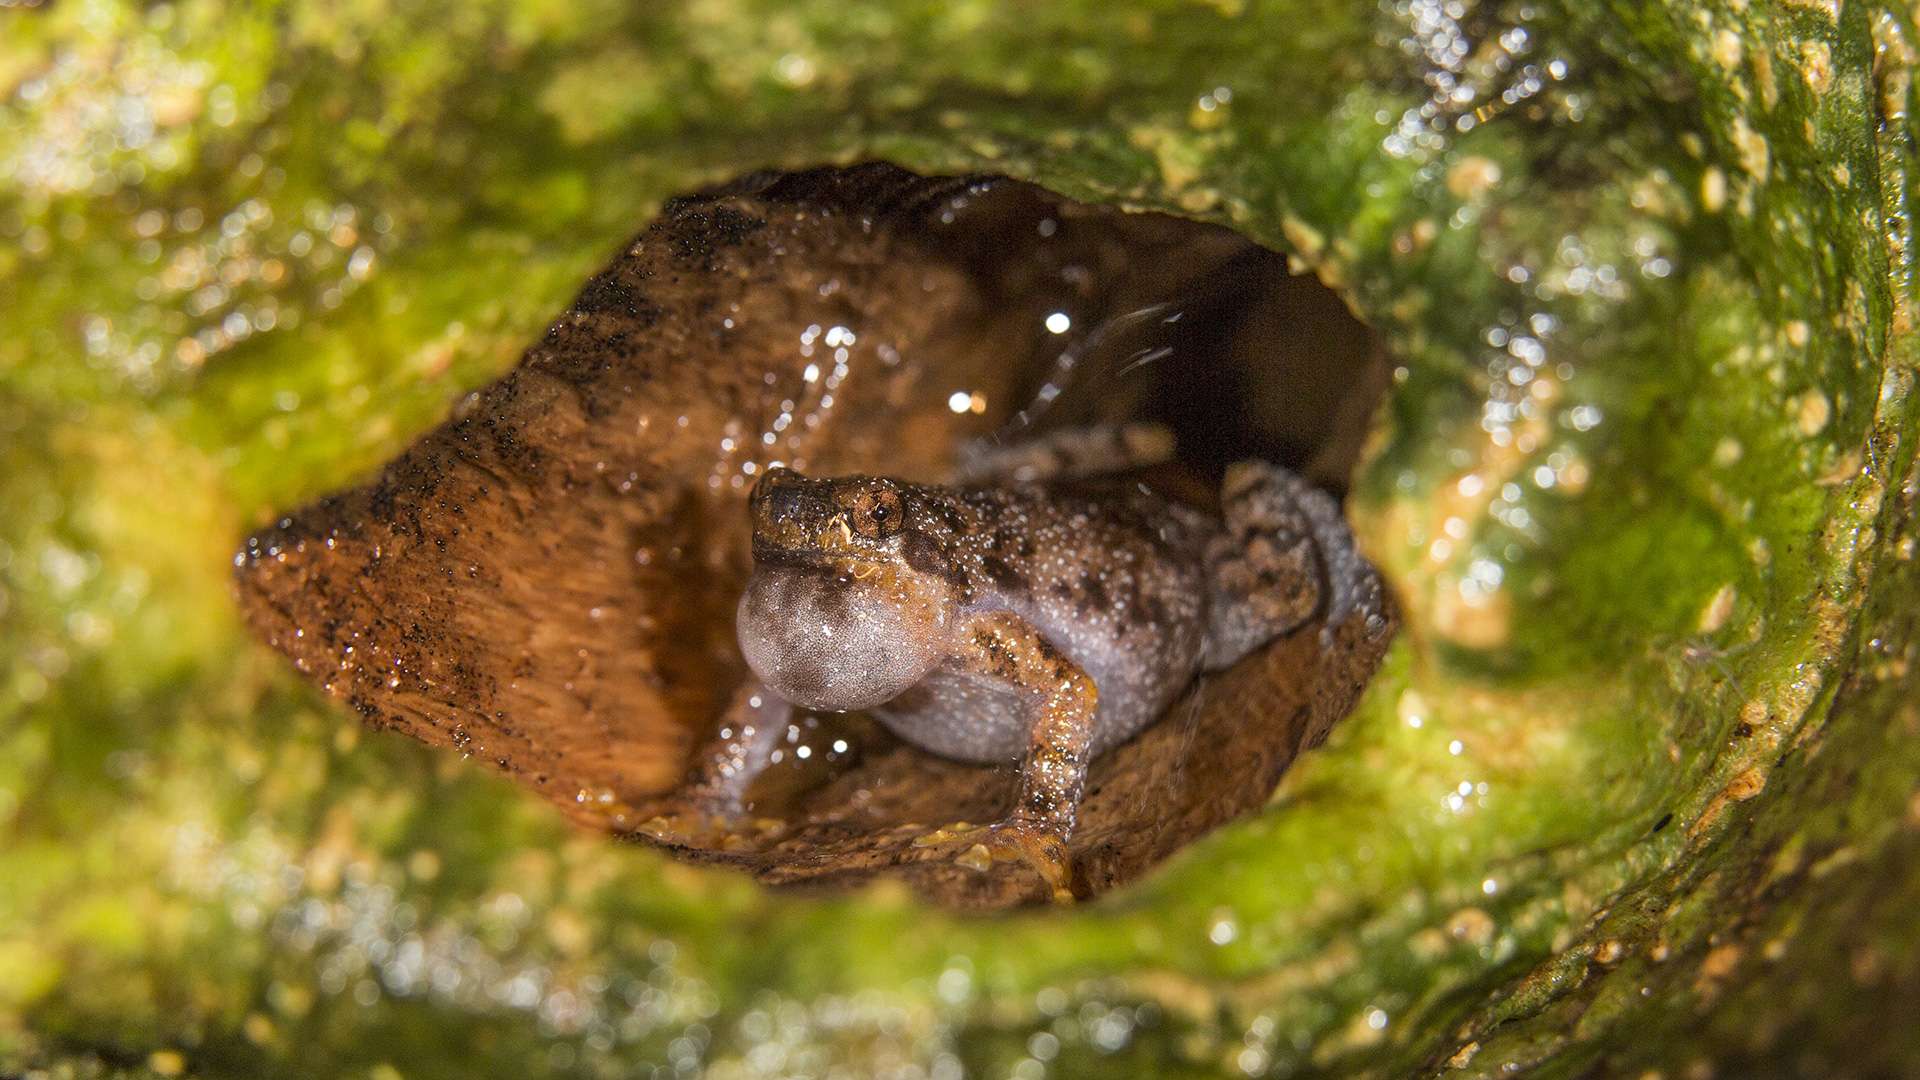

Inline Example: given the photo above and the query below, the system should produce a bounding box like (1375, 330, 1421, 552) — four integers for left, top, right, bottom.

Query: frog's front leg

(684, 677, 794, 814)
(640, 678, 793, 846)
(919, 611, 1099, 901)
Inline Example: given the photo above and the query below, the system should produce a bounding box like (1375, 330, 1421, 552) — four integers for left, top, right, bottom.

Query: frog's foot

(1203, 461, 1334, 667)
(633, 794, 786, 854)
(914, 818, 1076, 902)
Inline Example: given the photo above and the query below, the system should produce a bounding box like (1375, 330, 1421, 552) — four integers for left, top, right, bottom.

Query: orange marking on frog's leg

(1013, 671, 1099, 829)
(938, 611, 1100, 900)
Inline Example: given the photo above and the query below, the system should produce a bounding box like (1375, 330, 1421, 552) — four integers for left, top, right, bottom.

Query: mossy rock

(3, 1, 1917, 1077)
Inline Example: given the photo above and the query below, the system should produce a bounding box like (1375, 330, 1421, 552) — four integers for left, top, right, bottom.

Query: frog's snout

(751, 465, 802, 513)
(750, 465, 828, 530)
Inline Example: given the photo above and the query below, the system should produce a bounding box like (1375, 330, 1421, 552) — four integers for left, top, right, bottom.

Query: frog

(676, 425, 1374, 900)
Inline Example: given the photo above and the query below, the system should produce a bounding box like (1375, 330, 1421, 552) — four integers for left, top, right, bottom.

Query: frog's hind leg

(1202, 460, 1367, 669)
(952, 423, 1176, 485)
(911, 610, 1099, 902)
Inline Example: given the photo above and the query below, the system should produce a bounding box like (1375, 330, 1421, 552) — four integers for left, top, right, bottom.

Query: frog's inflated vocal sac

(685, 429, 1373, 899)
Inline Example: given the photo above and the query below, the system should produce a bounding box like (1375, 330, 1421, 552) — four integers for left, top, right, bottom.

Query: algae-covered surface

(3, 1, 1917, 1076)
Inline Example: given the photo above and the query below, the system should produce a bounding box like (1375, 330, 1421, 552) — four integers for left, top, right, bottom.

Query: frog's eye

(850, 487, 904, 539)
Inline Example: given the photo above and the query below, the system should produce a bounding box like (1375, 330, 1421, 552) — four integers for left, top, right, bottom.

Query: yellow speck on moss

(1280, 214, 1326, 259)
(1698, 584, 1737, 633)
(1701, 166, 1728, 211)
(244, 1012, 276, 1046)
(0, 940, 61, 1009)
(1128, 123, 1206, 192)
(1726, 767, 1768, 801)
(149, 1051, 186, 1077)
(964, 137, 1005, 161)
(1446, 156, 1504, 201)
(538, 47, 667, 144)
(1781, 0, 1838, 19)
(1699, 943, 1745, 981)
(1753, 45, 1778, 109)
(1178, 187, 1222, 212)
(1690, 767, 1768, 837)
(1711, 29, 1744, 72)
(407, 848, 441, 881)
(1731, 115, 1770, 182)
(1799, 39, 1833, 94)
(1797, 389, 1831, 436)
(1188, 97, 1230, 131)
(1409, 926, 1450, 960)
(1446, 907, 1497, 947)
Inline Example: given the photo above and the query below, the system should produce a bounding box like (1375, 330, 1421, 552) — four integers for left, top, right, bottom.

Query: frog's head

(737, 467, 956, 711)
(747, 466, 911, 564)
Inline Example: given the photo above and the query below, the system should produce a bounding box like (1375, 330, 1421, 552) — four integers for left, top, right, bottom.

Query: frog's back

(874, 482, 1215, 761)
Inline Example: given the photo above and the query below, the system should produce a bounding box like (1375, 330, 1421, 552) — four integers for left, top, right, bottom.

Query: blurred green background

(3, 1, 1918, 1076)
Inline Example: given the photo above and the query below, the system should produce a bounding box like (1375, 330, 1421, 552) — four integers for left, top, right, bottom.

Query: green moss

(3, 0, 1916, 1075)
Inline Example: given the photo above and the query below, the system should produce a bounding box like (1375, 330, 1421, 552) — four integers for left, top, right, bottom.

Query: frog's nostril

(764, 482, 810, 523)
(751, 466, 796, 505)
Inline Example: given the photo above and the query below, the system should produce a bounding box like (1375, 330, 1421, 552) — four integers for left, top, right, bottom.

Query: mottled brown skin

(686, 432, 1362, 898)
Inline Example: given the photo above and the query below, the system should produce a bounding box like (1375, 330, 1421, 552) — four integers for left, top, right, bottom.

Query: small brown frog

(682, 428, 1379, 899)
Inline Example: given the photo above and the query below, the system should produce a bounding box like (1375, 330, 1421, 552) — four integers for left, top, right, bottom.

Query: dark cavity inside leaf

(234, 164, 1396, 910)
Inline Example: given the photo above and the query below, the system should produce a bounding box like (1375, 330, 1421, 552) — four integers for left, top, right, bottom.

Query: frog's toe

(1204, 460, 1336, 665)
(633, 797, 783, 852)
(634, 806, 714, 844)
(915, 819, 1077, 902)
